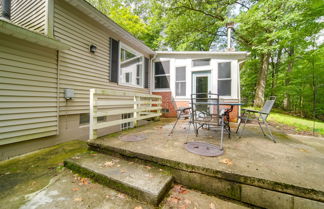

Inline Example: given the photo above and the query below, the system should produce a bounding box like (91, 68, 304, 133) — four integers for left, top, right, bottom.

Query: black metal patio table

(185, 101, 243, 157)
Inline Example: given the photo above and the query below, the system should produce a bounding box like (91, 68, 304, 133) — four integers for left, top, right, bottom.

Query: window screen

(154, 61, 170, 89)
(155, 61, 170, 75)
(175, 66, 186, 96)
(155, 76, 170, 88)
(110, 38, 119, 83)
(218, 62, 231, 78)
(192, 59, 210, 67)
(218, 62, 231, 96)
(144, 57, 149, 88)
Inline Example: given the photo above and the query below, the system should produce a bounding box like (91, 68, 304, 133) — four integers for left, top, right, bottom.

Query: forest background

(86, 0, 323, 122)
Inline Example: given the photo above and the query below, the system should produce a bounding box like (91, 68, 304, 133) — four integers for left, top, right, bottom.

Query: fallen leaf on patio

(120, 169, 126, 173)
(144, 165, 151, 169)
(134, 206, 143, 209)
(74, 197, 82, 202)
(298, 148, 308, 152)
(209, 202, 216, 209)
(168, 195, 181, 204)
(174, 185, 189, 194)
(104, 161, 115, 167)
(219, 158, 233, 166)
(72, 187, 80, 191)
(144, 174, 153, 178)
(184, 199, 191, 204)
(117, 193, 126, 199)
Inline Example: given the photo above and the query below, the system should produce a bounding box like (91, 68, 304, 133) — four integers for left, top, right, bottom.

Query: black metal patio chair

(236, 96, 276, 142)
(190, 93, 227, 149)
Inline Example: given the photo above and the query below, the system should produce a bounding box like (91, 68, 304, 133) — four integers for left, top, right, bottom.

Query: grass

(0, 140, 88, 209)
(243, 107, 324, 135)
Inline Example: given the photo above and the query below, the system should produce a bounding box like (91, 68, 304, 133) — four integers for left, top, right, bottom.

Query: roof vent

(1, 0, 11, 21)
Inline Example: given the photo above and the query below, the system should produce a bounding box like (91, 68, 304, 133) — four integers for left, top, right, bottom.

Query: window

(175, 66, 186, 96)
(125, 72, 131, 83)
(136, 64, 142, 85)
(192, 59, 210, 67)
(154, 61, 170, 89)
(218, 62, 231, 96)
(110, 38, 119, 83)
(121, 113, 133, 130)
(79, 113, 106, 125)
(119, 45, 144, 87)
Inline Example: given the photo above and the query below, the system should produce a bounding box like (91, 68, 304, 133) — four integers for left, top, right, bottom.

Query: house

(0, 0, 248, 160)
(152, 51, 249, 120)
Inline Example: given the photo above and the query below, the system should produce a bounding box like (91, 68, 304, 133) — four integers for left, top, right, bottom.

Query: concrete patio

(86, 118, 324, 208)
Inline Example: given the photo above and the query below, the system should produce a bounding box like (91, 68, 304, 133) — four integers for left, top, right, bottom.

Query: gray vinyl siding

(54, 1, 149, 115)
(11, 0, 47, 34)
(0, 34, 58, 145)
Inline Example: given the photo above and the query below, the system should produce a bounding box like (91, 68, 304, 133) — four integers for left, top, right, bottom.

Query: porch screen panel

(175, 66, 186, 96)
(144, 57, 149, 88)
(218, 62, 231, 96)
(154, 61, 170, 89)
(110, 38, 119, 83)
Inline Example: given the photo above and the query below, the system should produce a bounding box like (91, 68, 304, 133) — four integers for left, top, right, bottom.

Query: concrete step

(64, 152, 173, 206)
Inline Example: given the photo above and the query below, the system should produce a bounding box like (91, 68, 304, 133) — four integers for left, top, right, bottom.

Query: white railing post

(89, 89, 97, 140)
(133, 96, 138, 127)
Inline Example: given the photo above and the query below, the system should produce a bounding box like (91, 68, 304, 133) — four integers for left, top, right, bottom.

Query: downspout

(237, 59, 247, 122)
(56, 50, 61, 135)
(150, 52, 157, 94)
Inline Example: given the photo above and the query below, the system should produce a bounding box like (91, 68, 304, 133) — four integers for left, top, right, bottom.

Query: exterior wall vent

(0, 0, 11, 21)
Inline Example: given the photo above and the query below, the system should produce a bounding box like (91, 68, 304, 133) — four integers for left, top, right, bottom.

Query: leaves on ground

(103, 161, 115, 167)
(209, 202, 216, 209)
(117, 193, 126, 199)
(219, 158, 233, 166)
(298, 148, 308, 152)
(74, 197, 83, 202)
(72, 187, 80, 191)
(144, 165, 152, 169)
(134, 206, 143, 209)
(167, 195, 181, 204)
(173, 185, 189, 194)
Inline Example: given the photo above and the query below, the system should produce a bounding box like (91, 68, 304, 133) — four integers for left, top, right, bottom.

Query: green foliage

(86, 0, 323, 122)
(86, 0, 163, 49)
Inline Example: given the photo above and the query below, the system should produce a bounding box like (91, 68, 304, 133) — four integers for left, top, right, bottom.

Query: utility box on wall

(64, 88, 74, 100)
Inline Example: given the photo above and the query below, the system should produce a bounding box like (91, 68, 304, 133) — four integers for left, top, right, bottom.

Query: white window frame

(119, 43, 144, 88)
(192, 58, 211, 67)
(217, 62, 232, 97)
(175, 66, 186, 97)
(154, 60, 171, 90)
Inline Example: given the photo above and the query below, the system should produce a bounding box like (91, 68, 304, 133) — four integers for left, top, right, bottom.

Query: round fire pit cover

(119, 134, 147, 142)
(184, 141, 224, 157)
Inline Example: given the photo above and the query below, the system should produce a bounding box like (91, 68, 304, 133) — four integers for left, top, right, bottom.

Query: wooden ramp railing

(89, 89, 162, 140)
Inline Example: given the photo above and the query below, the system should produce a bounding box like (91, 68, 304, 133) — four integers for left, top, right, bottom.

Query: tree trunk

(254, 53, 270, 107)
(283, 47, 294, 110)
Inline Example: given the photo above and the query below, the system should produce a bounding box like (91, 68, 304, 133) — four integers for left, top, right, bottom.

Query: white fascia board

(156, 51, 250, 61)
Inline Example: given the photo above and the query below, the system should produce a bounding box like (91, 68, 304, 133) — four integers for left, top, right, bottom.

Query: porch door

(192, 71, 211, 111)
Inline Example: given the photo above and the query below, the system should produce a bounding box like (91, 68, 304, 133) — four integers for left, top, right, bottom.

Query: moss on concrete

(0, 140, 87, 209)
(64, 158, 168, 206)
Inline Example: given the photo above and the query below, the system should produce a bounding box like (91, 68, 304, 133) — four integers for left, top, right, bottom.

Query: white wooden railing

(89, 88, 162, 140)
